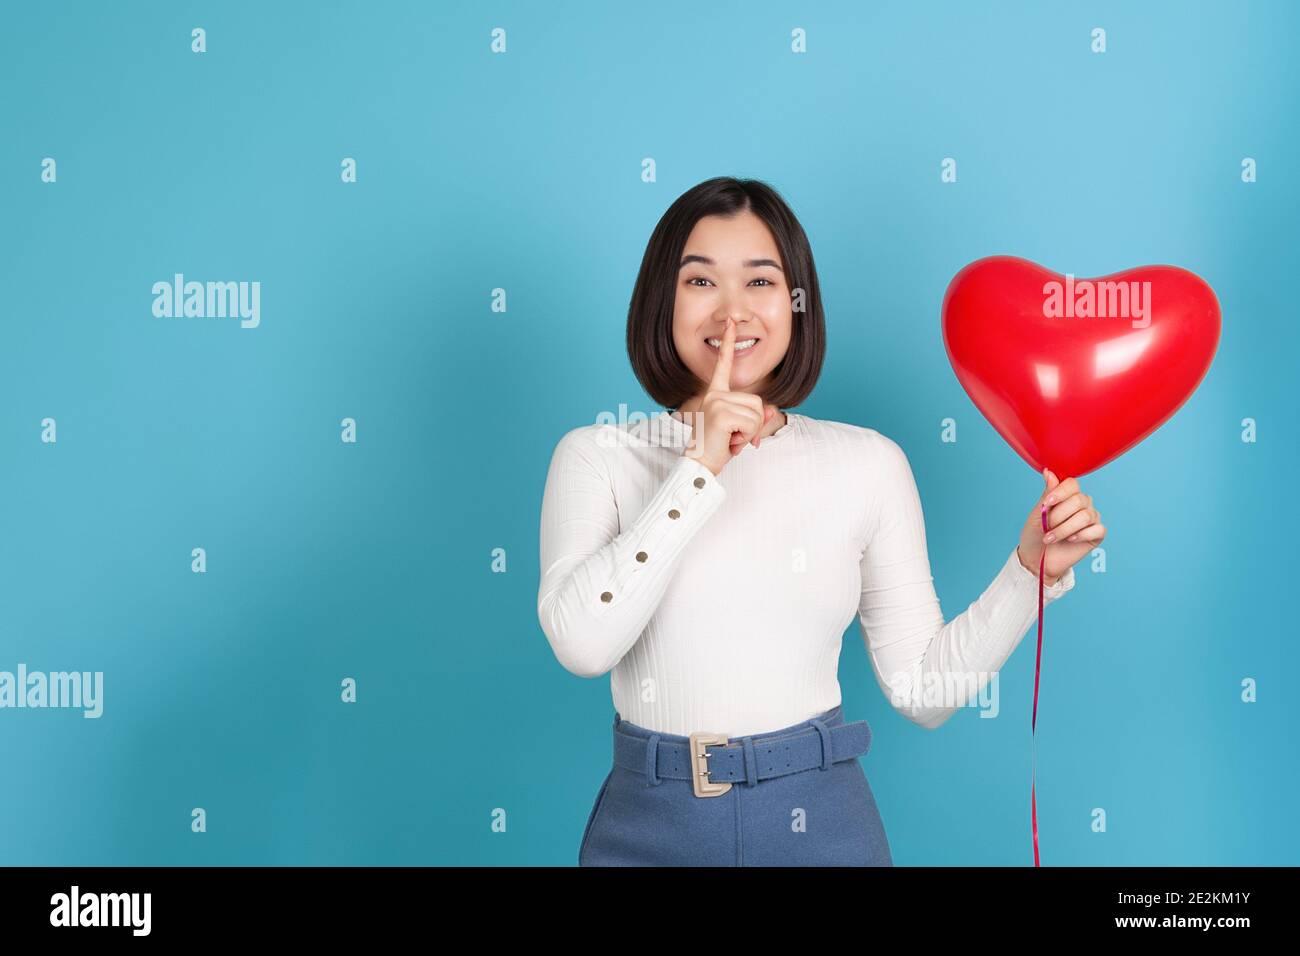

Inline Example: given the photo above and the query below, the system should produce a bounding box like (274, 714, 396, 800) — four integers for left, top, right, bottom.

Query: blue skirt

(578, 703, 893, 866)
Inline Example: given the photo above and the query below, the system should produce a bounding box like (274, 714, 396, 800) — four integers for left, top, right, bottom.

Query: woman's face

(672, 210, 793, 400)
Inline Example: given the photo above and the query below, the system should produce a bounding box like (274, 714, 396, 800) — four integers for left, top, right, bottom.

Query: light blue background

(1, 0, 1295, 865)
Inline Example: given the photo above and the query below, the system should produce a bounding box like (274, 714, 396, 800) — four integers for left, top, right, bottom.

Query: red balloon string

(1031, 502, 1048, 867)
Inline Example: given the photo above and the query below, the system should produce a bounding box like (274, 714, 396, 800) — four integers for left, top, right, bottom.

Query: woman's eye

(685, 277, 774, 287)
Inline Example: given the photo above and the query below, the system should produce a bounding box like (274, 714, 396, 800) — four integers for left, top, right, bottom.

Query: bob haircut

(626, 176, 826, 412)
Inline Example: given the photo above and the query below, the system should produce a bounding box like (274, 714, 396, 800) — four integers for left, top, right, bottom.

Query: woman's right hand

(689, 317, 777, 476)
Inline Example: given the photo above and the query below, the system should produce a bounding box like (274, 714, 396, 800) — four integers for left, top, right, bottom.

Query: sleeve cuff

(1007, 545, 1076, 598)
(659, 453, 726, 510)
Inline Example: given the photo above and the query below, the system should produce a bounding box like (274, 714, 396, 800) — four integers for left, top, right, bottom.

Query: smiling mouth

(705, 336, 760, 353)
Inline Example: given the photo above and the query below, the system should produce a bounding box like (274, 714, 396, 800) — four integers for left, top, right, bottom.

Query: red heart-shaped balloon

(941, 256, 1220, 477)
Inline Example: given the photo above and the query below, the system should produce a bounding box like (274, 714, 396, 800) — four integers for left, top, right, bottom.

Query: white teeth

(706, 338, 758, 351)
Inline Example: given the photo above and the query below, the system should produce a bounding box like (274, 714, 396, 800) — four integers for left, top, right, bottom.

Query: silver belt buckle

(689, 732, 733, 798)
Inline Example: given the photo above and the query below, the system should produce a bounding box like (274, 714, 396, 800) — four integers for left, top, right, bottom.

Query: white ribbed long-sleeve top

(536, 409, 1075, 737)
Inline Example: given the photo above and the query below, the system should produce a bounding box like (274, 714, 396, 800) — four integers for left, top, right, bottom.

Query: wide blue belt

(612, 714, 872, 795)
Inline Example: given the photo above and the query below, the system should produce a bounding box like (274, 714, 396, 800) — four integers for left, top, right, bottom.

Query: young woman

(536, 177, 1105, 866)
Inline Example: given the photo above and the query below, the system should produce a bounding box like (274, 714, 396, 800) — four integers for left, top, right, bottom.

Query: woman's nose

(714, 303, 751, 324)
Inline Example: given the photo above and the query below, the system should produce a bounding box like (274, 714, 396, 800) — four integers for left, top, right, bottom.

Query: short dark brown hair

(626, 176, 826, 411)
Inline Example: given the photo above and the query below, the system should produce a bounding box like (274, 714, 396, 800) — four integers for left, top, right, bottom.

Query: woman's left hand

(1016, 469, 1106, 586)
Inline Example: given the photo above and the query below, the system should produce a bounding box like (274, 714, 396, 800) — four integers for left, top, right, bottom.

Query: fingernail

(1043, 533, 1056, 543)
(1046, 494, 1056, 504)
(1067, 534, 1077, 541)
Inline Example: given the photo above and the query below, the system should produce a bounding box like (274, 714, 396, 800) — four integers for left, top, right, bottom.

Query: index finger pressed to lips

(708, 317, 736, 392)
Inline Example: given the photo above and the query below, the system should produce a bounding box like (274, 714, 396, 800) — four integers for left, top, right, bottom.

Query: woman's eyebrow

(679, 254, 782, 269)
